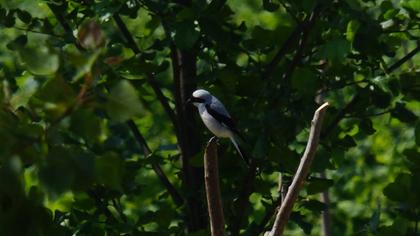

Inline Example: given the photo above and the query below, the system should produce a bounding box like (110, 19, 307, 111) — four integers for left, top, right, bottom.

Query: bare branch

(262, 25, 303, 79)
(163, 21, 207, 231)
(47, 3, 85, 51)
(266, 102, 329, 236)
(321, 94, 358, 139)
(126, 120, 184, 206)
(319, 172, 331, 236)
(386, 42, 420, 73)
(113, 14, 179, 133)
(48, 7, 184, 207)
(282, 5, 321, 82)
(231, 161, 257, 236)
(263, 4, 321, 80)
(204, 137, 225, 236)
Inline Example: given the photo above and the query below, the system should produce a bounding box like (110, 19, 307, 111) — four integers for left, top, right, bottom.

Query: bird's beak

(186, 97, 192, 104)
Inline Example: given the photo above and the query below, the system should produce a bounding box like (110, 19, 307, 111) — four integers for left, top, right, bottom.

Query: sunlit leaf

(18, 46, 59, 76)
(105, 80, 143, 122)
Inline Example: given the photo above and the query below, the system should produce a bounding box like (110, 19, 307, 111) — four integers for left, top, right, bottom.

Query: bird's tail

(230, 137, 250, 167)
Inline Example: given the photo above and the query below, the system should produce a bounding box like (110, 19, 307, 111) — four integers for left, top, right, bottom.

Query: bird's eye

(191, 97, 206, 103)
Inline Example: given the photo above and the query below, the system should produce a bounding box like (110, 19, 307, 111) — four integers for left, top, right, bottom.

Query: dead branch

(266, 102, 329, 236)
(204, 137, 225, 236)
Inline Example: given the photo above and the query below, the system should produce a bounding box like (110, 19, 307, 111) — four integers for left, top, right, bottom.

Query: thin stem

(321, 94, 359, 139)
(113, 14, 179, 136)
(230, 161, 257, 236)
(112, 198, 128, 223)
(386, 43, 420, 73)
(47, 1, 184, 208)
(267, 102, 329, 236)
(344, 109, 392, 118)
(13, 26, 64, 38)
(320, 172, 331, 236)
(126, 120, 184, 206)
(262, 23, 303, 80)
(282, 4, 321, 82)
(47, 3, 85, 51)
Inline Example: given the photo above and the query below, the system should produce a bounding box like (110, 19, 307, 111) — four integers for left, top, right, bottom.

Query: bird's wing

(205, 102, 240, 135)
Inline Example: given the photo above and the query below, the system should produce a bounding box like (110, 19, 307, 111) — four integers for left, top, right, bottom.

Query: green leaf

(300, 199, 327, 212)
(95, 152, 124, 190)
(6, 35, 27, 50)
(377, 217, 408, 236)
(33, 77, 75, 120)
(71, 50, 101, 82)
(16, 9, 32, 24)
(39, 145, 95, 193)
(291, 67, 318, 96)
(415, 122, 420, 146)
(318, 38, 351, 62)
(402, 0, 420, 12)
(383, 174, 412, 203)
(391, 102, 418, 123)
(263, 0, 279, 12)
(10, 74, 39, 109)
(18, 46, 59, 76)
(106, 80, 143, 122)
(3, 10, 16, 27)
(346, 20, 360, 42)
(369, 204, 381, 232)
(70, 109, 102, 143)
(306, 178, 334, 195)
(174, 21, 200, 50)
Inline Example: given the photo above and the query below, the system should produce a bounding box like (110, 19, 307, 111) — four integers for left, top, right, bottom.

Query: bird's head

(187, 89, 212, 107)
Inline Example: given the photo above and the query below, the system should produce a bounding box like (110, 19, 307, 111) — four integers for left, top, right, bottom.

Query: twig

(163, 20, 207, 231)
(321, 94, 359, 139)
(344, 109, 391, 118)
(319, 172, 331, 236)
(13, 26, 64, 38)
(204, 137, 225, 236)
(47, 3, 85, 51)
(47, 6, 184, 207)
(231, 161, 257, 236)
(266, 102, 329, 236)
(113, 14, 179, 132)
(112, 198, 128, 223)
(147, 74, 178, 132)
(386, 43, 420, 73)
(262, 3, 323, 80)
(262, 24, 303, 80)
(113, 14, 141, 54)
(282, 5, 321, 82)
(126, 120, 184, 206)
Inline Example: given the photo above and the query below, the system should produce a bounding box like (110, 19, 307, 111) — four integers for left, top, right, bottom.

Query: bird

(188, 89, 250, 165)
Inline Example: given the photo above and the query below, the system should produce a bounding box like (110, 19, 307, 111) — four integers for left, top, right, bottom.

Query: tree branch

(266, 102, 329, 236)
(48, 7, 184, 207)
(263, 24, 303, 80)
(321, 95, 359, 139)
(230, 161, 257, 236)
(47, 3, 85, 51)
(263, 5, 321, 80)
(163, 21, 207, 231)
(204, 137, 225, 236)
(113, 14, 179, 133)
(319, 172, 331, 236)
(386, 42, 420, 73)
(282, 5, 321, 82)
(126, 120, 184, 206)
(147, 73, 178, 132)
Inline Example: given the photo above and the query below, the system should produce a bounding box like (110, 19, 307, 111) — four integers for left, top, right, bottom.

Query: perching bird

(188, 89, 250, 165)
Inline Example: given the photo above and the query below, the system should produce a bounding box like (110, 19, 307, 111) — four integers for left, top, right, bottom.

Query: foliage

(0, 0, 419, 235)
